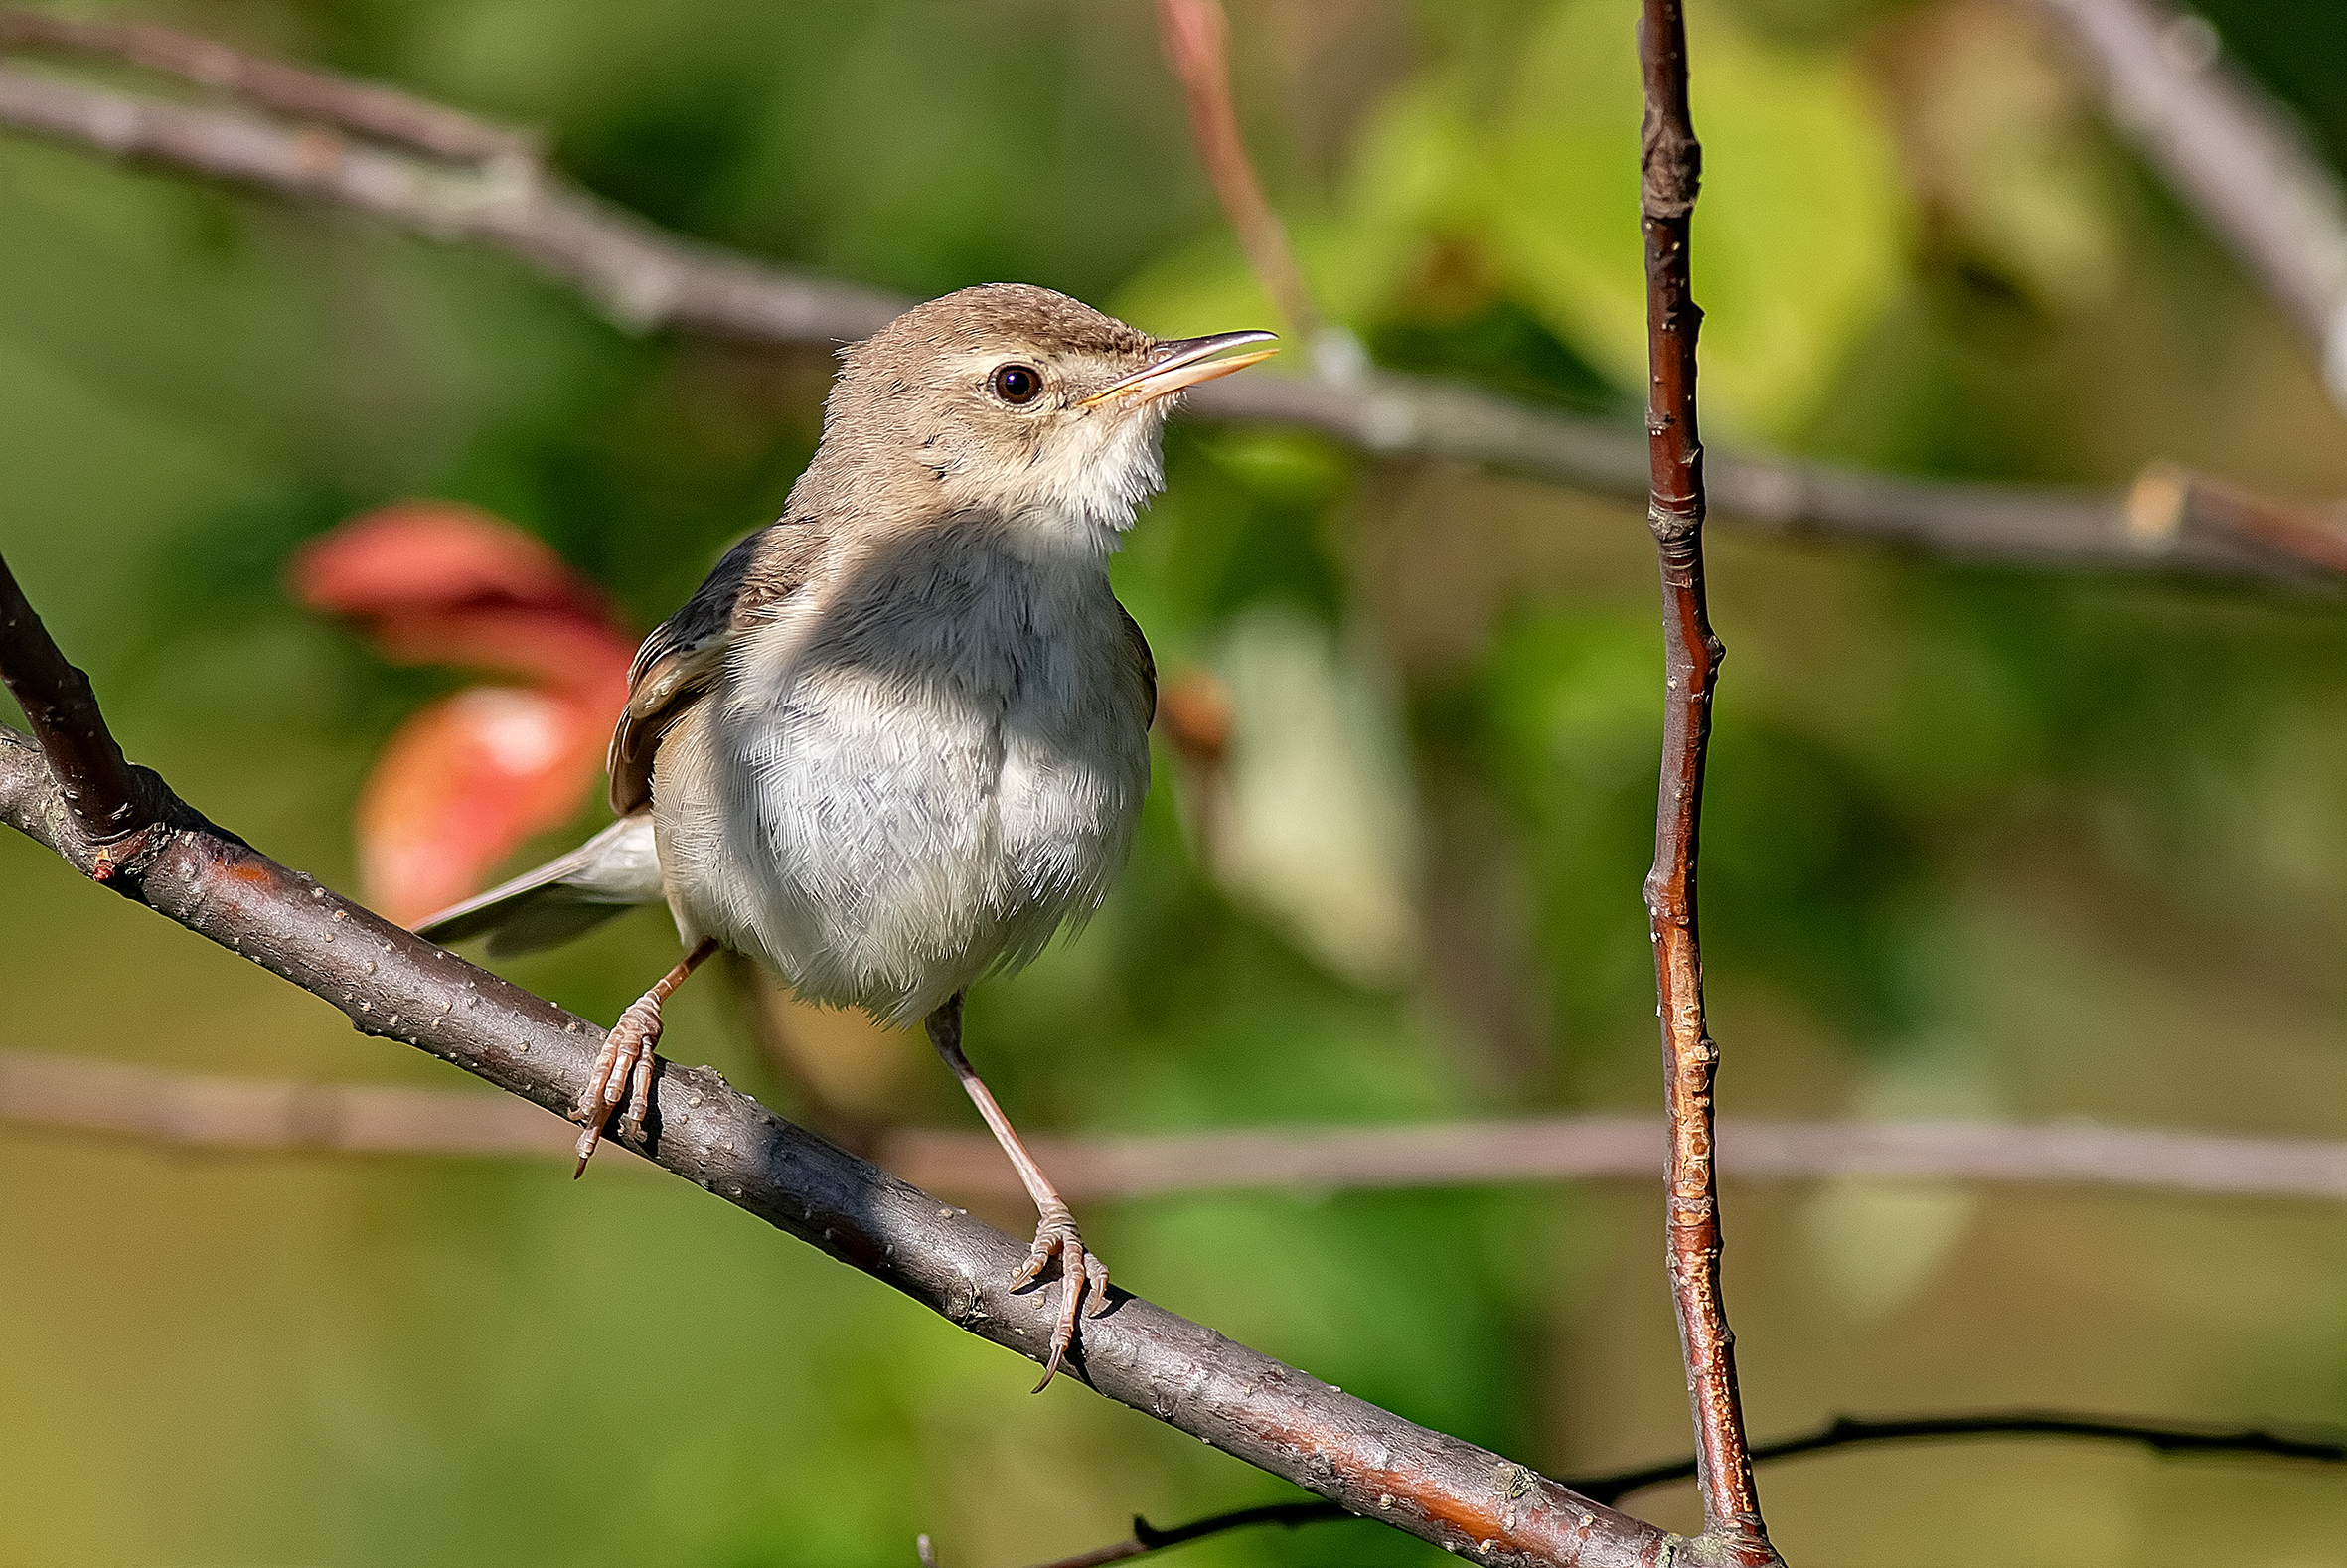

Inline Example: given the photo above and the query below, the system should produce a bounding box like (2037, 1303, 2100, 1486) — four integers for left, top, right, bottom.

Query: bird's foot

(1013, 1198, 1110, 1391)
(573, 991, 666, 1174)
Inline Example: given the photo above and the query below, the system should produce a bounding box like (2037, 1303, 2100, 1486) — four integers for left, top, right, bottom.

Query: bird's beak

(1079, 330, 1280, 408)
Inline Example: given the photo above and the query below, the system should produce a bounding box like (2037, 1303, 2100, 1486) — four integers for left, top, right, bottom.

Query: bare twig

(0, 559, 1672, 1568)
(1017, 1411, 2347, 1567)
(1152, 0, 1325, 349)
(1574, 1410, 2347, 1502)
(11, 1047, 2345, 1201)
(1635, 7, 1775, 1560)
(2027, 0, 2347, 411)
(3, 20, 2344, 582)
(1023, 1501, 1342, 1568)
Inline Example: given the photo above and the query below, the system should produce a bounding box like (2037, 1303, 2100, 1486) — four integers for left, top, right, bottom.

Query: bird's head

(801, 283, 1277, 551)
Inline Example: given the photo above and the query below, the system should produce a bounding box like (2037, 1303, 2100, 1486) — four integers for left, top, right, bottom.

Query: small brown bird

(420, 284, 1276, 1383)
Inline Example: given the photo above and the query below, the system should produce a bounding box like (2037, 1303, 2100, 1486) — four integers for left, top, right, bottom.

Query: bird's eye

(991, 363, 1043, 404)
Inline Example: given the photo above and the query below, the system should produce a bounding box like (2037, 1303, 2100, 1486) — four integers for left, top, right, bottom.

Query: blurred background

(3, 0, 2346, 1564)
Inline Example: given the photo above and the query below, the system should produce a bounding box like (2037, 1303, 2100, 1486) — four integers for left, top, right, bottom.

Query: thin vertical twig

(1636, 4, 1779, 1563)
(1154, 0, 1324, 347)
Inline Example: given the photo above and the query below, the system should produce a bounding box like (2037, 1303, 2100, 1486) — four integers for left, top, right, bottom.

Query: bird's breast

(655, 523, 1151, 1022)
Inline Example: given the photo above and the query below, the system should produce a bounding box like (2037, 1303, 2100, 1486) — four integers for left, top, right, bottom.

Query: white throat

(971, 404, 1170, 559)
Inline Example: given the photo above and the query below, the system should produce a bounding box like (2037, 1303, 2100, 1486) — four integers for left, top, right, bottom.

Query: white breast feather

(653, 519, 1152, 1025)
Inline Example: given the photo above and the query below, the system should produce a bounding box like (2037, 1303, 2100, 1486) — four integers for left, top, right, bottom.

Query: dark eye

(991, 363, 1043, 404)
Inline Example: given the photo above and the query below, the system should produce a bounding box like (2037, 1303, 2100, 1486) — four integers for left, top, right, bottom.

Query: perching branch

(0, 552, 146, 845)
(3, 14, 2344, 583)
(16, 1047, 2347, 1203)
(1016, 1411, 2347, 1567)
(2027, 0, 2347, 412)
(0, 552, 1675, 1568)
(1635, 7, 1775, 1562)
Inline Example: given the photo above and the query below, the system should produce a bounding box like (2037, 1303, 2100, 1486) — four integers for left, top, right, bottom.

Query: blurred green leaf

(1482, 0, 1909, 438)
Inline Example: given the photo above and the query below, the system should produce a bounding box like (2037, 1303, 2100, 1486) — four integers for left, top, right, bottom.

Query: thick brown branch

(2027, 0, 2347, 410)
(1637, 5, 1774, 1560)
(9, 1047, 2345, 1201)
(0, 614, 1667, 1568)
(2, 27, 2343, 582)
(0, 553, 146, 845)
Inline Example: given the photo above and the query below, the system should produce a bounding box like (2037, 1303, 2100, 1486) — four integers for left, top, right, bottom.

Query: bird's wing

(607, 524, 822, 814)
(1117, 597, 1157, 728)
(415, 812, 663, 956)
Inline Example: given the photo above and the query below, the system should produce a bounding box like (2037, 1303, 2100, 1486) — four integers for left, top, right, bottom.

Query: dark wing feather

(1117, 597, 1157, 728)
(607, 524, 820, 814)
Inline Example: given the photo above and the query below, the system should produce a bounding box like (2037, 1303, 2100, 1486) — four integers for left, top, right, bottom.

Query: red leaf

(355, 686, 615, 926)
(292, 501, 643, 924)
(360, 606, 636, 697)
(291, 500, 614, 626)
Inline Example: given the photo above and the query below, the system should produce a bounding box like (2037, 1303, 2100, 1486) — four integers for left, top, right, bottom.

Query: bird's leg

(574, 936, 718, 1175)
(924, 992, 1108, 1390)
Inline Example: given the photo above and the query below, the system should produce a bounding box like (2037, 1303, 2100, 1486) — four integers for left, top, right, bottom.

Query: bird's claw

(1014, 1202, 1110, 1391)
(573, 993, 665, 1175)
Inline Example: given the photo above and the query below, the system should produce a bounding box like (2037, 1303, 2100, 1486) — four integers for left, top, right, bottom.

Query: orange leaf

(355, 686, 615, 926)
(291, 500, 614, 624)
(295, 502, 644, 924)
(360, 606, 635, 697)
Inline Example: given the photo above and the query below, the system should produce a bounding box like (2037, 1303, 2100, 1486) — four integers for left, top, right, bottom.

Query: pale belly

(650, 551, 1152, 1026)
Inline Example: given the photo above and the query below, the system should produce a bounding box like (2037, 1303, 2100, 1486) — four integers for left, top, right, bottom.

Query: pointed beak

(1078, 330, 1280, 408)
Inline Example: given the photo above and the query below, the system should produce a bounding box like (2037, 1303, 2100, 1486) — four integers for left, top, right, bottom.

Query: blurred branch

(0, 27, 902, 339)
(0, 1045, 608, 1159)
(1153, 0, 1317, 340)
(0, 9, 535, 162)
(1633, 7, 1775, 1559)
(17, 1047, 2341, 1200)
(891, 1114, 2347, 1204)
(1013, 1412, 2347, 1567)
(2028, 0, 2347, 412)
(0, 558, 1670, 1568)
(1153, 0, 1345, 373)
(3, 15, 2345, 582)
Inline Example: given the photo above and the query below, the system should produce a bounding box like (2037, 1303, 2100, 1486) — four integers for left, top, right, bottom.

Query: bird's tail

(414, 813, 665, 956)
